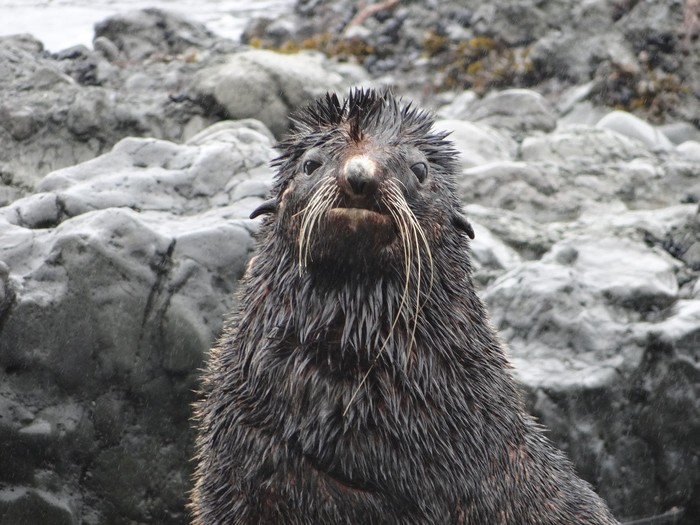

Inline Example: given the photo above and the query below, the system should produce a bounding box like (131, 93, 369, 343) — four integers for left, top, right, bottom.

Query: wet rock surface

(189, 49, 361, 138)
(246, 0, 699, 129)
(0, 120, 276, 524)
(1, 2, 699, 524)
(0, 8, 362, 198)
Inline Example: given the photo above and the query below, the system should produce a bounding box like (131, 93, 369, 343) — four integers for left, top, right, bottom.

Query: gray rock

(0, 487, 76, 525)
(486, 236, 680, 356)
(436, 90, 478, 120)
(243, 0, 700, 140)
(92, 36, 120, 62)
(658, 205, 700, 271)
(0, 31, 217, 190)
(468, 219, 523, 287)
(556, 82, 596, 116)
(0, 106, 40, 141)
(433, 119, 517, 169)
(28, 122, 274, 219)
(463, 203, 554, 261)
(676, 140, 700, 160)
(659, 121, 700, 145)
(459, 143, 699, 520)
(0, 33, 44, 54)
(616, 0, 684, 57)
(530, 29, 631, 86)
(470, 1, 548, 46)
(0, 121, 275, 524)
(0, 184, 22, 208)
(458, 161, 575, 222)
(634, 299, 700, 517)
(457, 151, 689, 226)
(556, 101, 609, 128)
(189, 49, 363, 137)
(6, 193, 61, 229)
(661, 157, 700, 204)
(93, 8, 219, 61)
(482, 231, 696, 518)
(521, 125, 651, 164)
(561, 204, 698, 247)
(460, 89, 557, 136)
(596, 110, 674, 152)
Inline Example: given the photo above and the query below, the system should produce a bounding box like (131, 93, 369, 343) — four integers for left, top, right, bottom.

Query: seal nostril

(346, 170, 370, 195)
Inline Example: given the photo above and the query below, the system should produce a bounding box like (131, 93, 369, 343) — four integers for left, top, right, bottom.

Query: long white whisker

(386, 183, 423, 355)
(297, 177, 336, 273)
(344, 184, 420, 416)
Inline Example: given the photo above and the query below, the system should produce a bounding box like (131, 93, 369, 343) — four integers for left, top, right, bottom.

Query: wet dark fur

(191, 89, 619, 524)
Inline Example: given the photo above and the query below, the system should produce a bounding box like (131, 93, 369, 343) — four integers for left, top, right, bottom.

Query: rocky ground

(0, 2, 698, 524)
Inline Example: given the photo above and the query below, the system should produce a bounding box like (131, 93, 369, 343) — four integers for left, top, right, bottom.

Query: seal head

(252, 89, 474, 277)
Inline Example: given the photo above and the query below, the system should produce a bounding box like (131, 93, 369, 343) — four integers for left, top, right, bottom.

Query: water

(0, 0, 294, 52)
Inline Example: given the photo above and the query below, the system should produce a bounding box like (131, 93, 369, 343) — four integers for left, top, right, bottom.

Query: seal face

(191, 89, 619, 525)
(268, 89, 469, 279)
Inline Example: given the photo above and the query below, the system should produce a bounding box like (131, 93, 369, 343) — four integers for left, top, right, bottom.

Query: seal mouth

(324, 207, 396, 248)
(328, 207, 386, 220)
(327, 207, 393, 231)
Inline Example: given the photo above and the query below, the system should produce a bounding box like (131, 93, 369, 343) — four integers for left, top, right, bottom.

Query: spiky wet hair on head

(272, 88, 459, 193)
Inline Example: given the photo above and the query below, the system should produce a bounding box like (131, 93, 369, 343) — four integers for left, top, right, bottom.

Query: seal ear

(250, 198, 277, 219)
(453, 213, 475, 239)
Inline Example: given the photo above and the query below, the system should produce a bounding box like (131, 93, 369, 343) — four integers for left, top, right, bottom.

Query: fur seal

(191, 89, 619, 524)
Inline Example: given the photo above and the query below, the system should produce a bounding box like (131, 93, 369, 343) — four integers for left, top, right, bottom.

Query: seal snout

(340, 155, 379, 199)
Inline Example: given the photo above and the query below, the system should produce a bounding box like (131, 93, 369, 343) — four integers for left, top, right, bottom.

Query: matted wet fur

(190, 89, 619, 524)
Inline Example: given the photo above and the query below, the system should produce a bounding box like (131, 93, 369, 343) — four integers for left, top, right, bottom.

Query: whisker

(299, 186, 331, 267)
(387, 181, 434, 305)
(386, 183, 423, 354)
(297, 177, 337, 273)
(344, 183, 427, 416)
(292, 176, 331, 218)
(344, 202, 412, 416)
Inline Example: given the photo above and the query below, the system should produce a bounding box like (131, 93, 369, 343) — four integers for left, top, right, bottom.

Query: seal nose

(342, 156, 378, 197)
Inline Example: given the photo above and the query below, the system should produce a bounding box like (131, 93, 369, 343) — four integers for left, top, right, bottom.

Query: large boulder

(482, 229, 698, 519)
(189, 49, 363, 138)
(457, 88, 557, 137)
(0, 120, 275, 524)
(433, 119, 517, 170)
(93, 8, 220, 61)
(596, 110, 674, 152)
(0, 16, 218, 194)
(458, 109, 700, 521)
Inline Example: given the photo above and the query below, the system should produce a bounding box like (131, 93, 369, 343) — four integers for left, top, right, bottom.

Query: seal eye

(303, 160, 322, 176)
(411, 162, 428, 183)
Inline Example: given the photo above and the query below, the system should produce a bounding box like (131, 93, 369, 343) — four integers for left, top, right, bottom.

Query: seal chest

(191, 89, 619, 525)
